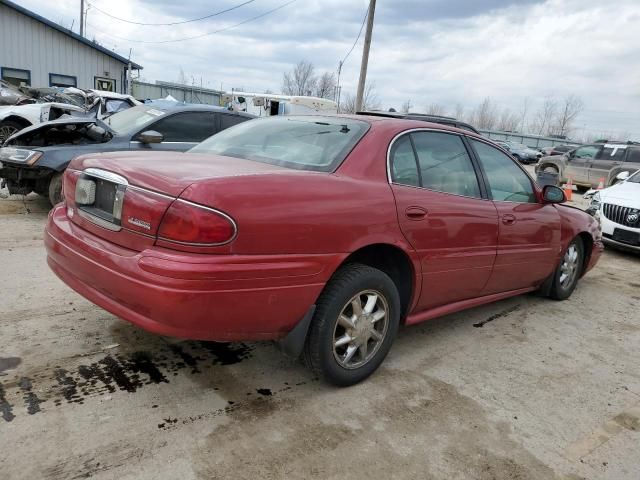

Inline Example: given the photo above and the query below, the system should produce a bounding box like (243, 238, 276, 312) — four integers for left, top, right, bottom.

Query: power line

(87, 0, 297, 44)
(88, 0, 256, 26)
(341, 5, 369, 66)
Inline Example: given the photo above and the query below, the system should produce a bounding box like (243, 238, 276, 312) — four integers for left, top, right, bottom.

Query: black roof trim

(1, 0, 143, 70)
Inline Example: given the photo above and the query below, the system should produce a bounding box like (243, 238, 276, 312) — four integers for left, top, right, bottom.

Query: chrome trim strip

(77, 209, 122, 232)
(127, 185, 175, 200)
(157, 199, 238, 247)
(83, 168, 129, 186)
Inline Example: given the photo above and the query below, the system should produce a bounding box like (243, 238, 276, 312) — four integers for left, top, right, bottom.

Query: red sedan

(45, 115, 603, 386)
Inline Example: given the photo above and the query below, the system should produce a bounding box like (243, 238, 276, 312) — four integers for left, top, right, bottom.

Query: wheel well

(1, 115, 31, 128)
(578, 232, 593, 276)
(340, 244, 414, 321)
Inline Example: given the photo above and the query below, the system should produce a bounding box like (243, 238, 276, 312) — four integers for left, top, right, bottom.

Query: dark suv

(357, 111, 480, 134)
(535, 142, 640, 188)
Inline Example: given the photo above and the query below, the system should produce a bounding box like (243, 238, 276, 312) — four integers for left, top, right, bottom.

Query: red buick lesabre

(45, 115, 603, 385)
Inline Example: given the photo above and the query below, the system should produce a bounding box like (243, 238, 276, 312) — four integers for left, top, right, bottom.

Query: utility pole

(355, 0, 376, 112)
(79, 0, 85, 36)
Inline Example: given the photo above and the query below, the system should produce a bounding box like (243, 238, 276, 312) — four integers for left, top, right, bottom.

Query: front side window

(471, 139, 537, 203)
(190, 116, 369, 172)
(411, 132, 481, 198)
(151, 112, 217, 142)
(573, 145, 600, 159)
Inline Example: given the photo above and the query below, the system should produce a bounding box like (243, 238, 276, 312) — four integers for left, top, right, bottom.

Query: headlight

(590, 191, 601, 207)
(0, 147, 43, 165)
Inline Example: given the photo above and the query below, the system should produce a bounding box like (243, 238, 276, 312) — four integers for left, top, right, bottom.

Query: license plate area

(75, 168, 128, 231)
(613, 228, 640, 246)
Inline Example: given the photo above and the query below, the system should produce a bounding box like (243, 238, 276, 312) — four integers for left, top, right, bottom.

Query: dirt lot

(1, 184, 639, 480)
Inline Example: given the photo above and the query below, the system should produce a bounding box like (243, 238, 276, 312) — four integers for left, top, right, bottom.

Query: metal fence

(479, 129, 582, 149)
(131, 80, 222, 105)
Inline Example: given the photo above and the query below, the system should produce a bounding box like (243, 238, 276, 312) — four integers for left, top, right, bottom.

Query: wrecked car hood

(5, 117, 113, 146)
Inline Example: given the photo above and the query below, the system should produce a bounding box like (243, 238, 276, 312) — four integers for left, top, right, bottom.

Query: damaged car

(0, 104, 255, 205)
(0, 87, 141, 143)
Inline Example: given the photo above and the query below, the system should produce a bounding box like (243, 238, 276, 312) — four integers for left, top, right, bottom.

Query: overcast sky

(17, 0, 640, 140)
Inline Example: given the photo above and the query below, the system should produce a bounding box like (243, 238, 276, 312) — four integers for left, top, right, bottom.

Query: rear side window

(411, 132, 481, 198)
(598, 145, 627, 161)
(390, 135, 420, 187)
(150, 112, 217, 142)
(472, 140, 537, 203)
(627, 149, 640, 163)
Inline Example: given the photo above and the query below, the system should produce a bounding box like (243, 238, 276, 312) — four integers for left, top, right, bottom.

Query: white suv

(588, 170, 640, 252)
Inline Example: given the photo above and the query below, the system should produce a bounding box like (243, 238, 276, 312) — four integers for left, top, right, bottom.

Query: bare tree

(282, 60, 317, 96)
(519, 97, 529, 133)
(530, 96, 558, 136)
(472, 97, 498, 130)
(497, 108, 520, 132)
(552, 95, 584, 137)
(425, 103, 447, 116)
(314, 72, 337, 100)
(401, 100, 412, 114)
(341, 83, 381, 113)
(176, 67, 188, 85)
(454, 103, 464, 120)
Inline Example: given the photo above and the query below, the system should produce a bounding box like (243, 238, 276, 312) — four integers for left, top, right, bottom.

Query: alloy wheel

(559, 243, 579, 288)
(332, 290, 389, 370)
(0, 125, 18, 143)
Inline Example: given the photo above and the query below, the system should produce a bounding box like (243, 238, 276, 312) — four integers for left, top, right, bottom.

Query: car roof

(355, 110, 480, 134)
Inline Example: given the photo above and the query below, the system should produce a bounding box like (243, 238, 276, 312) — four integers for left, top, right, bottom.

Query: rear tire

(48, 173, 64, 206)
(549, 237, 584, 300)
(303, 263, 400, 386)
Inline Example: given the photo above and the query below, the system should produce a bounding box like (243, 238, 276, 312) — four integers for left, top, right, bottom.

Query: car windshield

(627, 171, 640, 183)
(189, 116, 369, 172)
(105, 105, 167, 134)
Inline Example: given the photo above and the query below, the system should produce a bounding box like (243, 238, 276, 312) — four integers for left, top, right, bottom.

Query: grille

(602, 203, 640, 227)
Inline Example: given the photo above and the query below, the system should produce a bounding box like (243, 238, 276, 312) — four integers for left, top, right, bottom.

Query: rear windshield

(189, 116, 369, 172)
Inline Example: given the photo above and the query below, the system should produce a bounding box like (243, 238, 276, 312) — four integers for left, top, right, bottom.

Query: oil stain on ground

(0, 341, 254, 421)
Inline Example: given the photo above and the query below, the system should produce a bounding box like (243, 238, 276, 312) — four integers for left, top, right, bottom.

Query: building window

(49, 73, 77, 88)
(1, 67, 31, 87)
(95, 77, 115, 92)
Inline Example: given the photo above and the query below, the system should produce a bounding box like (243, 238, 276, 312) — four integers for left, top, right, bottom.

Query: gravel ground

(1, 175, 639, 480)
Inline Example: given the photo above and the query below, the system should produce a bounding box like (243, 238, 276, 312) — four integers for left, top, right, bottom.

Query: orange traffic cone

(596, 177, 605, 190)
(563, 177, 573, 201)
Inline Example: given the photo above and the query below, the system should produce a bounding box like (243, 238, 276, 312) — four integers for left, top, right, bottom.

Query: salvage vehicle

(221, 92, 338, 117)
(44, 115, 603, 386)
(0, 88, 141, 143)
(586, 170, 640, 252)
(0, 104, 254, 205)
(535, 142, 640, 188)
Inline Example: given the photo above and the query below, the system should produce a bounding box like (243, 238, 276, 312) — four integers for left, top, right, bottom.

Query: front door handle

(405, 206, 428, 220)
(502, 214, 516, 225)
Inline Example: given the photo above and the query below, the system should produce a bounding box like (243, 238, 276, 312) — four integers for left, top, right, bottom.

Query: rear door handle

(405, 206, 428, 220)
(501, 214, 516, 225)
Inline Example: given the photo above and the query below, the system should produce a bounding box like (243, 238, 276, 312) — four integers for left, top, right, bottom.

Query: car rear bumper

(45, 205, 343, 341)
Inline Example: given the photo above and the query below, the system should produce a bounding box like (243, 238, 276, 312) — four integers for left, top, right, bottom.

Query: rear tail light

(63, 169, 81, 205)
(157, 199, 236, 246)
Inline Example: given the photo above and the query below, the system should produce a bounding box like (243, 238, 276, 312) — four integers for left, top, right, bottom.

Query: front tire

(0, 120, 24, 143)
(303, 263, 400, 386)
(549, 237, 584, 300)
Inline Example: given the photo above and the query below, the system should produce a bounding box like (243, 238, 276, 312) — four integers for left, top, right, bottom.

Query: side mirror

(616, 171, 630, 181)
(542, 185, 566, 204)
(138, 130, 163, 144)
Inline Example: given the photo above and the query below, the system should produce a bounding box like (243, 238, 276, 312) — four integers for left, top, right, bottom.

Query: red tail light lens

(157, 200, 236, 246)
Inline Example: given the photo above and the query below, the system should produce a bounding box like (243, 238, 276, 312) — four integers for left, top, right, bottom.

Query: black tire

(48, 173, 64, 206)
(0, 120, 24, 144)
(303, 263, 400, 386)
(549, 237, 584, 300)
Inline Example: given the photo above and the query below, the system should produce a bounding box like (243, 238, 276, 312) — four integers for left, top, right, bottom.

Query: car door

(389, 131, 499, 310)
(565, 145, 600, 185)
(589, 144, 627, 186)
(130, 112, 217, 152)
(469, 139, 561, 293)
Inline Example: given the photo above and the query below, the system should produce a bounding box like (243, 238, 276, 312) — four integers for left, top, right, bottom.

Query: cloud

(14, 0, 640, 138)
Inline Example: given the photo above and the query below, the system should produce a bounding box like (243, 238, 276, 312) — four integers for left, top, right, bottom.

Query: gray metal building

(0, 0, 142, 93)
